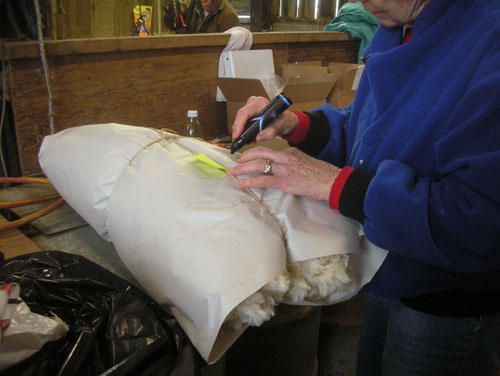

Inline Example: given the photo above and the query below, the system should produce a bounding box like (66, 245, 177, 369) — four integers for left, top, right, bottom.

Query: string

(128, 128, 272, 213)
(34, 0, 55, 135)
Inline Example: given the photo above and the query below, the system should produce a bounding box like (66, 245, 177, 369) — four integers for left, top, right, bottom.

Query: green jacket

(189, 0, 239, 33)
(324, 2, 379, 64)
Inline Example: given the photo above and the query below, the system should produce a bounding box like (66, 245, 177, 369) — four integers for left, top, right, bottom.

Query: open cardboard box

(217, 64, 338, 135)
(216, 77, 290, 151)
(217, 61, 338, 151)
(327, 62, 365, 108)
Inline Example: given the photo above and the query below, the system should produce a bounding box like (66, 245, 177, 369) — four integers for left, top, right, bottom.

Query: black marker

(230, 93, 292, 154)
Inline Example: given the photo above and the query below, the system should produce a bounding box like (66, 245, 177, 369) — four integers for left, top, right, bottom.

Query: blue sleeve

(313, 103, 351, 168)
(363, 52, 500, 274)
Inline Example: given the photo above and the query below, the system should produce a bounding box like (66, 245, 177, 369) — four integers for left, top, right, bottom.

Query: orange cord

(0, 177, 65, 232)
(0, 193, 61, 209)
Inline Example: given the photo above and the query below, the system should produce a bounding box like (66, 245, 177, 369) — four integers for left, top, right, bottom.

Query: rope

(0, 54, 8, 177)
(34, 0, 55, 135)
(128, 129, 272, 213)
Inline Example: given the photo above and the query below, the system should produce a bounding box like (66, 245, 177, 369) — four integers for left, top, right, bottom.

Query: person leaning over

(229, 0, 500, 374)
(165, 0, 239, 33)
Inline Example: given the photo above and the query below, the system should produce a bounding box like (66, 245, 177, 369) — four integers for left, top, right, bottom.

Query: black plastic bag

(0, 250, 196, 376)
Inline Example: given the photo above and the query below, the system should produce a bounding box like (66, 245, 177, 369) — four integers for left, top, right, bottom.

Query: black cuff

(288, 110, 330, 156)
(338, 168, 375, 223)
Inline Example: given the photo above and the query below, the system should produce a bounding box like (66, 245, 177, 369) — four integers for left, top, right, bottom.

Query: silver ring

(263, 160, 273, 175)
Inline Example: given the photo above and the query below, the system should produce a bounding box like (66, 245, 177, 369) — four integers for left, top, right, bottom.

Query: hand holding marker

(230, 93, 292, 154)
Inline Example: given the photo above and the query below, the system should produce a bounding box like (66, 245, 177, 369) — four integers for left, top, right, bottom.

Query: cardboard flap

(328, 62, 364, 92)
(217, 77, 270, 101)
(294, 60, 322, 66)
(282, 65, 329, 80)
(276, 60, 322, 77)
(283, 74, 338, 102)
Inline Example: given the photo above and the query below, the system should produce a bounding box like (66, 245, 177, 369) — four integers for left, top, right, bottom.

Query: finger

(254, 110, 298, 142)
(236, 175, 282, 190)
(228, 158, 273, 177)
(237, 147, 292, 165)
(231, 96, 269, 140)
(255, 125, 280, 142)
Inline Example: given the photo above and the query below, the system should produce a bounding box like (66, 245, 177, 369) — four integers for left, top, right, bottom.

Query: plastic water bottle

(186, 110, 204, 138)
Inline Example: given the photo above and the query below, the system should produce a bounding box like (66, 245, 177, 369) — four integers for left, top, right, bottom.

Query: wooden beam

(1, 32, 353, 60)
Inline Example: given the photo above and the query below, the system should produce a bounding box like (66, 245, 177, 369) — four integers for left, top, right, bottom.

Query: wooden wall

(48, 0, 169, 39)
(2, 32, 359, 175)
(44, 0, 340, 39)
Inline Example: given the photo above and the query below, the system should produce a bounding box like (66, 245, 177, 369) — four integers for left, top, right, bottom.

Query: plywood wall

(44, 0, 340, 39)
(48, 0, 169, 39)
(4, 32, 359, 175)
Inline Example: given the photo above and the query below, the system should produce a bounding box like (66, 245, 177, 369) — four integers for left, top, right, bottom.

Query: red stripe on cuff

(329, 166, 354, 210)
(283, 111, 310, 144)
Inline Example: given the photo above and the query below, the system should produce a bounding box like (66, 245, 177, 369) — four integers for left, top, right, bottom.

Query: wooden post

(287, 0, 296, 18)
(61, 0, 91, 38)
(302, 0, 314, 18)
(90, 0, 115, 38)
(270, 0, 280, 17)
(319, 0, 334, 20)
(250, 0, 263, 31)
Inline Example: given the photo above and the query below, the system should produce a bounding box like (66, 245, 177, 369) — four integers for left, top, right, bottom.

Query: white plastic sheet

(0, 283, 68, 371)
(39, 123, 386, 363)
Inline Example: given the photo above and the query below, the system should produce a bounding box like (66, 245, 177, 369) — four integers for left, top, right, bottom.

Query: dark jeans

(357, 292, 500, 376)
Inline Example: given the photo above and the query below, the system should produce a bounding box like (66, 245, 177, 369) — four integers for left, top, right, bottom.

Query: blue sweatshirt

(301, 0, 500, 298)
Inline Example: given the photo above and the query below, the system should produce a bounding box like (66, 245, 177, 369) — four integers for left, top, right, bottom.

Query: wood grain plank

(287, 40, 360, 64)
(90, 0, 115, 38)
(1, 32, 353, 60)
(63, 0, 92, 39)
(0, 215, 41, 259)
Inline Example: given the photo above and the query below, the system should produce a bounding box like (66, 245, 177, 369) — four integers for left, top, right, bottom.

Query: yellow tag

(191, 154, 227, 178)
(193, 154, 227, 172)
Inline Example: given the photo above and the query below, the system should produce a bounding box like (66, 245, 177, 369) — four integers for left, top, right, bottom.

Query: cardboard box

(275, 60, 321, 77)
(217, 61, 338, 151)
(327, 62, 365, 108)
(217, 65, 338, 135)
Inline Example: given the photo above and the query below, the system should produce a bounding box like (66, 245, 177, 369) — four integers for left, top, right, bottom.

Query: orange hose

(0, 177, 65, 232)
(0, 198, 65, 232)
(0, 193, 61, 209)
(0, 177, 50, 185)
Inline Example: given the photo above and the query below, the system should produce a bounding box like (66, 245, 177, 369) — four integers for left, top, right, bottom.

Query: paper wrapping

(38, 123, 387, 363)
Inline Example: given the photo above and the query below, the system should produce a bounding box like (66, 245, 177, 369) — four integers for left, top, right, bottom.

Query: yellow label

(191, 154, 227, 178)
(193, 154, 227, 172)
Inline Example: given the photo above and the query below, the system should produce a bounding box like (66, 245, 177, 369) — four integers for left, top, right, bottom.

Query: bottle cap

(187, 110, 198, 117)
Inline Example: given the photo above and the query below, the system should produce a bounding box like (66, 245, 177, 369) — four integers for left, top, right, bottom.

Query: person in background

(164, 0, 239, 34)
(229, 0, 500, 374)
(324, 1, 379, 64)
